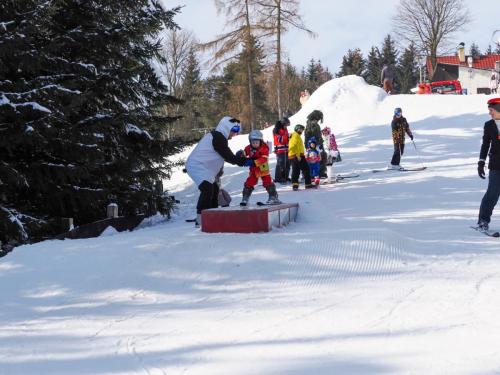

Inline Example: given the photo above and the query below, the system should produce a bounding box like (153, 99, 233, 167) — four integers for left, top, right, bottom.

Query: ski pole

(411, 139, 425, 167)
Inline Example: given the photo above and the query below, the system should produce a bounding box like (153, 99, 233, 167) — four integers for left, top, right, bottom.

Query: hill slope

(2, 77, 500, 375)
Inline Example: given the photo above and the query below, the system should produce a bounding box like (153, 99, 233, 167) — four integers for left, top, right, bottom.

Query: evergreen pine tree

(366, 46, 382, 86)
(336, 49, 366, 78)
(469, 42, 481, 58)
(175, 47, 205, 140)
(486, 45, 493, 55)
(380, 34, 398, 66)
(223, 35, 271, 131)
(1, 0, 183, 248)
(397, 43, 419, 94)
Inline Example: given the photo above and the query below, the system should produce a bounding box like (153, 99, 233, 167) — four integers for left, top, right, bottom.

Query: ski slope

(2, 76, 500, 375)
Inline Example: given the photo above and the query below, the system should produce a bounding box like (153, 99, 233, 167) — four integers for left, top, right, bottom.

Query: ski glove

(244, 159, 255, 167)
(235, 150, 244, 158)
(478, 161, 486, 179)
(409, 134, 414, 141)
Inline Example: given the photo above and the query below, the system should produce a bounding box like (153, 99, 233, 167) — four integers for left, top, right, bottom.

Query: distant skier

(490, 70, 498, 94)
(299, 89, 310, 107)
(185, 116, 246, 227)
(476, 97, 500, 231)
(288, 124, 313, 191)
(321, 126, 341, 183)
(306, 137, 322, 185)
(381, 64, 395, 94)
(273, 117, 291, 184)
(238, 130, 280, 206)
(389, 107, 413, 169)
(305, 110, 327, 178)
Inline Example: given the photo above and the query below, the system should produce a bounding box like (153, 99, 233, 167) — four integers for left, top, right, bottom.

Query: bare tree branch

(393, 0, 470, 80)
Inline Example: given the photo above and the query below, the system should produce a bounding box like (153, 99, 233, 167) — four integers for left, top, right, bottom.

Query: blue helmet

(307, 136, 317, 148)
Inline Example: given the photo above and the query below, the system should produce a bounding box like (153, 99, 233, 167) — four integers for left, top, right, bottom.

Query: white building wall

(458, 67, 494, 94)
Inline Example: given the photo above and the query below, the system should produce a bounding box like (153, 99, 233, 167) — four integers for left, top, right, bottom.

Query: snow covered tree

(1, 0, 183, 249)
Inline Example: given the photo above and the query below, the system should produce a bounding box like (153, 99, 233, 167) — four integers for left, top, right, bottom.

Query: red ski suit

(243, 142, 273, 188)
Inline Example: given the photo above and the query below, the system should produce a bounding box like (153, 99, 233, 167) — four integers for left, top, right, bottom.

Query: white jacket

(186, 116, 240, 187)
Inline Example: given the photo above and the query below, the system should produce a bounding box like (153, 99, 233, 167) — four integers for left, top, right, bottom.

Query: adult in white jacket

(185, 116, 246, 225)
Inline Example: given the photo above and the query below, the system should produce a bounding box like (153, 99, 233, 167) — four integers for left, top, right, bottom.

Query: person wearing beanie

(476, 97, 500, 230)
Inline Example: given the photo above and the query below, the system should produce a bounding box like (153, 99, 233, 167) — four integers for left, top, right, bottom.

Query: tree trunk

(276, 0, 282, 120)
(245, 0, 256, 130)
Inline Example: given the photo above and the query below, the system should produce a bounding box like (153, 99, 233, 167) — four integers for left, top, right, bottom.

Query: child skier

(321, 126, 341, 183)
(288, 124, 313, 191)
(390, 107, 413, 169)
(239, 130, 281, 206)
(306, 137, 321, 185)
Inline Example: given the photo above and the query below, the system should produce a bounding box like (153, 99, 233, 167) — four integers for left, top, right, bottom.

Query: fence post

(107, 203, 118, 218)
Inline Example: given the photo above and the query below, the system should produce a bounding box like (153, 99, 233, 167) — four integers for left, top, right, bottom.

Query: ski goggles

(229, 117, 241, 133)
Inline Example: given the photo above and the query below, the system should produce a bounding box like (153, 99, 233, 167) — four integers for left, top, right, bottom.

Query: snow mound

(290, 75, 386, 133)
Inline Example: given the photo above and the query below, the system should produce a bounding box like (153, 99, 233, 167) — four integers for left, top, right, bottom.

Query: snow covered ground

(2, 76, 500, 374)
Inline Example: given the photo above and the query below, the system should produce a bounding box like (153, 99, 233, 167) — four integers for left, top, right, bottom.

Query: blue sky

(170, 0, 497, 73)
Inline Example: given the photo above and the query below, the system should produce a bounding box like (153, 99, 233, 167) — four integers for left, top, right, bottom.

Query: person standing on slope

(381, 64, 395, 94)
(185, 116, 246, 227)
(389, 107, 413, 169)
(273, 117, 291, 184)
(288, 124, 313, 191)
(305, 110, 327, 178)
(476, 98, 500, 231)
(239, 130, 280, 206)
(321, 126, 341, 183)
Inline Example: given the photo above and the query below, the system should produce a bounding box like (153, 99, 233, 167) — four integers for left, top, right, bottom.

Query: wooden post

(107, 203, 118, 218)
(60, 218, 74, 232)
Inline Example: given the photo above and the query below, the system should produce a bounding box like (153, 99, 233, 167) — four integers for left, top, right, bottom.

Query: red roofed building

(428, 46, 500, 94)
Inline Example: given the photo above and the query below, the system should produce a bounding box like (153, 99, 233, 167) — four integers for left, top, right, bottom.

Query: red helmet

(487, 97, 500, 106)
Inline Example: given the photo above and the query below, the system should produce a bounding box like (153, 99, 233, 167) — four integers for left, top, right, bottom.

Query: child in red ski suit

(239, 130, 280, 206)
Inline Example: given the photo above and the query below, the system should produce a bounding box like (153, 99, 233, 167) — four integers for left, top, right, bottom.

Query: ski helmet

(294, 124, 305, 132)
(307, 136, 317, 148)
(321, 126, 331, 136)
(248, 129, 264, 142)
(394, 107, 402, 116)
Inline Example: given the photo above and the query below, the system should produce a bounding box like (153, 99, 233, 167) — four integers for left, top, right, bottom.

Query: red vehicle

(417, 80, 463, 95)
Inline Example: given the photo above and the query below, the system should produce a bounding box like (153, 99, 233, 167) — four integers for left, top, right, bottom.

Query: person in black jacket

(477, 98, 500, 230)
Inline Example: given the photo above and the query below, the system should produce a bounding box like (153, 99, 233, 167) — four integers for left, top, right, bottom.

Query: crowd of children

(186, 107, 413, 215)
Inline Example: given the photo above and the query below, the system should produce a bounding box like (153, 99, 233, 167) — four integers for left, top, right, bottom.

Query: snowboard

(372, 166, 426, 173)
(470, 226, 500, 237)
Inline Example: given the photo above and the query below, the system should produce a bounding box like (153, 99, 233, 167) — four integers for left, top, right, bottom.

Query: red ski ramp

(201, 203, 299, 233)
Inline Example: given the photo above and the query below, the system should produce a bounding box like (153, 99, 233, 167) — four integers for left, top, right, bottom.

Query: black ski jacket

(479, 119, 500, 170)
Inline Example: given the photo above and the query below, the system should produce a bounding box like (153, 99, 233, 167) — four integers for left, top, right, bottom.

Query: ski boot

(240, 186, 253, 206)
(265, 183, 281, 204)
(477, 220, 489, 231)
(292, 183, 299, 191)
(305, 183, 318, 189)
